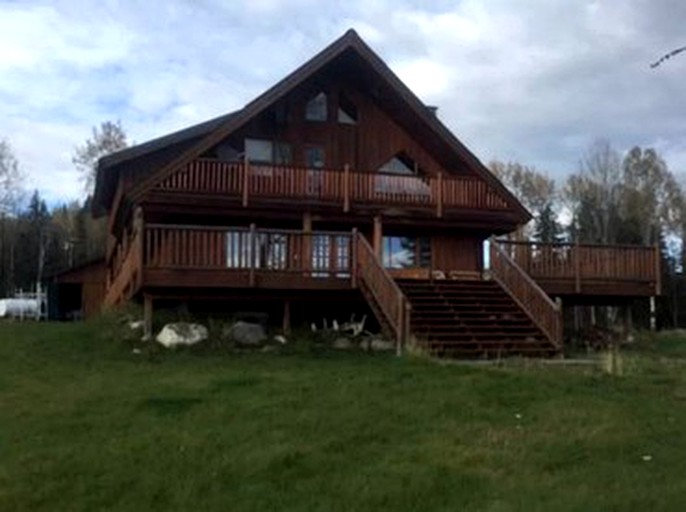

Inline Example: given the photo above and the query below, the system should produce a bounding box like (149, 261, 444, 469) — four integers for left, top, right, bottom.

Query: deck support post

(574, 238, 581, 293)
(303, 212, 312, 275)
(242, 156, 250, 207)
(650, 296, 657, 331)
(351, 228, 358, 288)
(343, 164, 350, 213)
(143, 294, 153, 341)
(249, 223, 256, 287)
(373, 216, 383, 260)
(436, 171, 443, 218)
(282, 300, 291, 335)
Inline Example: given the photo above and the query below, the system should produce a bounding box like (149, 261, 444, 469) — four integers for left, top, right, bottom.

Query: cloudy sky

(1, 0, 685, 204)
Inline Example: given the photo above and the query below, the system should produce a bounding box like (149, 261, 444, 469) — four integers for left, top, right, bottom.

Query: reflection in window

(244, 138, 292, 169)
(375, 153, 430, 197)
(382, 236, 431, 269)
(305, 92, 328, 121)
(338, 93, 357, 124)
(304, 146, 325, 168)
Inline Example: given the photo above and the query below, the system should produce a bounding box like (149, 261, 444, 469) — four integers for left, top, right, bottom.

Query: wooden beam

(343, 164, 350, 213)
(143, 294, 153, 341)
(351, 228, 358, 288)
(373, 216, 382, 260)
(242, 156, 250, 207)
(436, 171, 443, 218)
(249, 222, 256, 287)
(282, 300, 291, 335)
(302, 212, 312, 275)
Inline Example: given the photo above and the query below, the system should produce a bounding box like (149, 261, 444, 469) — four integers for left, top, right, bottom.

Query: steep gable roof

(93, 29, 531, 223)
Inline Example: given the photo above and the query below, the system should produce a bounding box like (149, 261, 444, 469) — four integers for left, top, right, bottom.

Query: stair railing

(353, 231, 411, 354)
(489, 238, 562, 348)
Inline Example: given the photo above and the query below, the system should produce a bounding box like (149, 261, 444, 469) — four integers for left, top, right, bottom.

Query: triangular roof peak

(94, 28, 530, 222)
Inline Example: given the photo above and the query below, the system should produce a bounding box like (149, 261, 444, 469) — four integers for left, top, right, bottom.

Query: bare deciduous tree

(73, 120, 128, 195)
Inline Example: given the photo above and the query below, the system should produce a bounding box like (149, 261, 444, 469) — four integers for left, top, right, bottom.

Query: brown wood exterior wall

(226, 78, 451, 175)
(55, 261, 106, 318)
(432, 235, 482, 273)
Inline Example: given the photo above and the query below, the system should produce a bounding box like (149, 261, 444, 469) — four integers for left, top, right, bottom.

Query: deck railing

(144, 224, 352, 278)
(497, 240, 660, 293)
(489, 239, 562, 348)
(156, 158, 510, 214)
(353, 231, 410, 353)
(104, 224, 143, 307)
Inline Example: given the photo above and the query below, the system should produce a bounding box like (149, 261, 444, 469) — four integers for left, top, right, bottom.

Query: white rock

(274, 334, 288, 345)
(156, 323, 208, 348)
(128, 320, 145, 331)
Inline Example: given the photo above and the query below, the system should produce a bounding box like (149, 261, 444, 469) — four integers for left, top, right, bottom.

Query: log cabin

(92, 29, 660, 357)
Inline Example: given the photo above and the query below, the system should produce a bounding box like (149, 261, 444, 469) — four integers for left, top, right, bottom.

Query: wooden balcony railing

(497, 240, 660, 294)
(489, 239, 562, 348)
(104, 223, 143, 307)
(156, 158, 510, 214)
(353, 231, 410, 353)
(144, 224, 353, 279)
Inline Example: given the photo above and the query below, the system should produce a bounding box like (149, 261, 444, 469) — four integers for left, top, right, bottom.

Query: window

(375, 152, 431, 197)
(305, 92, 328, 121)
(245, 138, 273, 163)
(378, 153, 417, 175)
(382, 236, 431, 269)
(337, 93, 357, 124)
(244, 138, 292, 165)
(304, 146, 325, 168)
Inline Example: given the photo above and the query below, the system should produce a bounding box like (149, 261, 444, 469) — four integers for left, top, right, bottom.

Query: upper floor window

(245, 138, 292, 165)
(305, 92, 328, 121)
(378, 152, 417, 175)
(337, 93, 357, 124)
(304, 146, 325, 168)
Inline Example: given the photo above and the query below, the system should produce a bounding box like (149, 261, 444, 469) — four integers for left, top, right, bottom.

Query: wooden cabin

(92, 30, 659, 357)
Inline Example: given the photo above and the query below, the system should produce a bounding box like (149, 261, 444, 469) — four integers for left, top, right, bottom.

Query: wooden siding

(432, 235, 482, 273)
(55, 261, 106, 318)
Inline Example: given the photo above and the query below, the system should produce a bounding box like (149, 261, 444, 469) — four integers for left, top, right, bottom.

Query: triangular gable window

(337, 93, 357, 124)
(305, 92, 328, 121)
(378, 152, 419, 175)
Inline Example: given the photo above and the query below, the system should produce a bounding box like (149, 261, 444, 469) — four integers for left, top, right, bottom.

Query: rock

(156, 323, 208, 348)
(132, 348, 142, 354)
(226, 321, 267, 346)
(333, 337, 353, 350)
(273, 334, 288, 345)
(370, 338, 395, 351)
(129, 320, 145, 331)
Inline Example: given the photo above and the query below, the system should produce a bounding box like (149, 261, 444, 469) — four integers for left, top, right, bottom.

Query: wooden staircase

(398, 279, 560, 358)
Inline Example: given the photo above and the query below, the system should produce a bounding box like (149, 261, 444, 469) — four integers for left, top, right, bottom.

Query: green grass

(2, 321, 686, 511)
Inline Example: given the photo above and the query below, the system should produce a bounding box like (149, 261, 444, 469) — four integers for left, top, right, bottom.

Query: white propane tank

(0, 298, 40, 318)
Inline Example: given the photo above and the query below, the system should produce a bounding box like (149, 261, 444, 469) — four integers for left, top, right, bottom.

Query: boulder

(370, 338, 395, 351)
(333, 337, 353, 350)
(156, 323, 208, 348)
(226, 321, 267, 346)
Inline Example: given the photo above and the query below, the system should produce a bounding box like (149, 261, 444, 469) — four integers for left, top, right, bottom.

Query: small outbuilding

(47, 259, 106, 320)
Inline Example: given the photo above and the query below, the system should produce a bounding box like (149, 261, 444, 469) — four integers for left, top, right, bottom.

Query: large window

(375, 153, 431, 197)
(304, 146, 325, 168)
(244, 138, 292, 165)
(305, 92, 328, 121)
(382, 236, 431, 269)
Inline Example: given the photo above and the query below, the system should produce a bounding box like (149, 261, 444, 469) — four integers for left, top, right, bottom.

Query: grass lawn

(2, 321, 686, 511)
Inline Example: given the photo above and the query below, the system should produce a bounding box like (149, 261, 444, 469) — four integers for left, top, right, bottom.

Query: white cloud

(1, 0, 685, 206)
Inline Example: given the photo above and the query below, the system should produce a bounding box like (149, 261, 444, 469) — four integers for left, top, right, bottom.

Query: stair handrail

(353, 231, 410, 353)
(489, 238, 562, 348)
